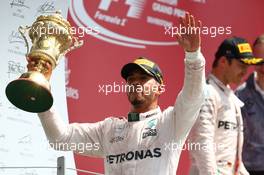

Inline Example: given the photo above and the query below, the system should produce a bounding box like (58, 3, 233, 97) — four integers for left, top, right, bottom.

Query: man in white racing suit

(189, 37, 263, 175)
(30, 13, 205, 175)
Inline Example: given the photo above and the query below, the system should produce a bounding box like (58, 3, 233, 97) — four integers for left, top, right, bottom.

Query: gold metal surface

(6, 11, 83, 113)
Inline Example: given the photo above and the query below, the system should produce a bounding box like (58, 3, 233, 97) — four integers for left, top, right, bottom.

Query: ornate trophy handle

(6, 11, 83, 113)
(62, 36, 84, 56)
(18, 26, 31, 55)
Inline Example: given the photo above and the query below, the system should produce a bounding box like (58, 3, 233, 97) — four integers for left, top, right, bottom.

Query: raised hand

(176, 12, 202, 52)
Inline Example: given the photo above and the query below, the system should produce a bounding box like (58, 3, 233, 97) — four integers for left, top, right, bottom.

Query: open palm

(176, 12, 202, 52)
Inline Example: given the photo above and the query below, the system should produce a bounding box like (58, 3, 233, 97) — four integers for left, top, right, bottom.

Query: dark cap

(121, 57, 163, 84)
(215, 36, 263, 65)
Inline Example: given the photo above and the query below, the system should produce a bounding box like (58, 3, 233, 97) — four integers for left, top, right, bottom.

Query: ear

(218, 56, 228, 67)
(156, 83, 165, 96)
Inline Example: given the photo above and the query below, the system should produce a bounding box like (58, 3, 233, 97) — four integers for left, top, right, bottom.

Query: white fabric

(189, 74, 249, 175)
(38, 49, 206, 175)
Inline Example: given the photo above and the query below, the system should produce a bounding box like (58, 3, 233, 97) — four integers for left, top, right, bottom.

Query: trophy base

(6, 77, 53, 113)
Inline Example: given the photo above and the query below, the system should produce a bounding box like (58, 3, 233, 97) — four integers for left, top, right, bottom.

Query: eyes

(231, 59, 248, 70)
(127, 74, 151, 84)
(237, 62, 248, 69)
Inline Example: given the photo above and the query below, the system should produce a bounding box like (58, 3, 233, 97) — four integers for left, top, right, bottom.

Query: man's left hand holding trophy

(6, 11, 83, 113)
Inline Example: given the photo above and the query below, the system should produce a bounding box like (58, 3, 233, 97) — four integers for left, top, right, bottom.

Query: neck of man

(130, 102, 158, 113)
(212, 69, 229, 86)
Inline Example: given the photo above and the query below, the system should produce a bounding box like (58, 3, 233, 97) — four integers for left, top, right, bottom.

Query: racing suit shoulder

(206, 81, 225, 108)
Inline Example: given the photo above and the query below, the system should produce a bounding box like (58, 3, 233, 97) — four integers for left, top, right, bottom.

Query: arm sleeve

(38, 108, 105, 157)
(174, 48, 206, 141)
(189, 94, 218, 175)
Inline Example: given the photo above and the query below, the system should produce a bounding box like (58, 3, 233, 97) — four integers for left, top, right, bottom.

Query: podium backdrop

(66, 0, 264, 175)
(1, 0, 263, 175)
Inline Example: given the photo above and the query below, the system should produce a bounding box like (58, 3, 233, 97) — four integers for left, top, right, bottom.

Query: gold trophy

(5, 11, 83, 113)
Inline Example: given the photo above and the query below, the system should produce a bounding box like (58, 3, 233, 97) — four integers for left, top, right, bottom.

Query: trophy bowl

(6, 11, 83, 113)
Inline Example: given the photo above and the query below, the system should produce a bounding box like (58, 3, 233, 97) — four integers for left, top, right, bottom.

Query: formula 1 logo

(69, 0, 185, 48)
(98, 0, 145, 19)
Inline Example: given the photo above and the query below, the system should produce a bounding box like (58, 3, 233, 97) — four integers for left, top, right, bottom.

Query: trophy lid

(35, 11, 72, 32)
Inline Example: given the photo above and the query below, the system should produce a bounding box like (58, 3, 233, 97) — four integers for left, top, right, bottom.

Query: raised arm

(27, 58, 105, 157)
(38, 108, 105, 157)
(174, 13, 206, 141)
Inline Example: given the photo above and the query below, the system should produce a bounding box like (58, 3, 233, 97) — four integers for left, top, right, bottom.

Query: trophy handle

(62, 36, 84, 56)
(18, 26, 31, 55)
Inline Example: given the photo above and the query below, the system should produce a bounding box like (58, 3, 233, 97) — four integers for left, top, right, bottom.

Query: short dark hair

(212, 55, 232, 68)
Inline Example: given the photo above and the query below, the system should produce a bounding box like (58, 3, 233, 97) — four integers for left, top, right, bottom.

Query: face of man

(254, 43, 264, 78)
(126, 69, 160, 108)
(224, 58, 249, 84)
